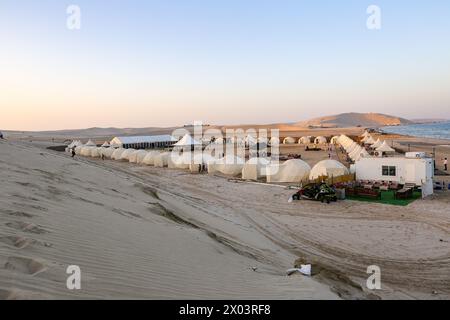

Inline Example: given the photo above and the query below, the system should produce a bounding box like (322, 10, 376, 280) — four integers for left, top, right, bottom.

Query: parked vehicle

(292, 183, 337, 203)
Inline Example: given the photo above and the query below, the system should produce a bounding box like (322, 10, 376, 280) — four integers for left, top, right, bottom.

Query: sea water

(382, 121, 450, 141)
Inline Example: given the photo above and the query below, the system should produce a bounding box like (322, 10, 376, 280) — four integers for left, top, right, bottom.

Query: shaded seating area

(336, 180, 422, 206)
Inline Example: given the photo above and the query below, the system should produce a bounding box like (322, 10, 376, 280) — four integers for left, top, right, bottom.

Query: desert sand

(1, 137, 449, 300)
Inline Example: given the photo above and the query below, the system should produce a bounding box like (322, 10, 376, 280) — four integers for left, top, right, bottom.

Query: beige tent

(266, 159, 311, 183)
(283, 137, 296, 144)
(371, 139, 383, 149)
(330, 136, 339, 144)
(242, 158, 271, 180)
(309, 160, 349, 180)
(119, 149, 136, 161)
(90, 148, 101, 158)
(129, 150, 148, 164)
(314, 136, 328, 144)
(154, 152, 170, 167)
(168, 152, 192, 169)
(111, 148, 126, 160)
(208, 156, 245, 176)
(269, 137, 280, 145)
(99, 147, 114, 159)
(80, 146, 94, 157)
(141, 151, 161, 166)
(188, 154, 215, 173)
(376, 141, 395, 153)
(298, 136, 312, 144)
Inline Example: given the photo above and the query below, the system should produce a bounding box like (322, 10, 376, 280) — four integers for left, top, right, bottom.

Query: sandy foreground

(0, 140, 449, 299)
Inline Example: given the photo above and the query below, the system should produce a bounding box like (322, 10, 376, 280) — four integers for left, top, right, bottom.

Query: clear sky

(1, 0, 449, 130)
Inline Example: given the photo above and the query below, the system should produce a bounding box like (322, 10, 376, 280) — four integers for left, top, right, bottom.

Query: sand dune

(0, 140, 337, 299)
(295, 113, 412, 128)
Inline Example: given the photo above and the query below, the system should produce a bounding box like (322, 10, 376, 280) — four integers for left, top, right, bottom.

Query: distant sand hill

(295, 113, 412, 128)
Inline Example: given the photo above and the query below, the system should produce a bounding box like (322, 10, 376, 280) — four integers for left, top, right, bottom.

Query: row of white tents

(333, 131, 396, 162)
(282, 136, 328, 145)
(67, 139, 350, 183)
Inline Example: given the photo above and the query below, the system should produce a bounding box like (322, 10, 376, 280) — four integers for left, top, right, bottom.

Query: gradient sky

(1, 0, 449, 130)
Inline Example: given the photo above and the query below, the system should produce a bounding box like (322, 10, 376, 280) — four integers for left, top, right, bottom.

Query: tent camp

(208, 156, 245, 176)
(129, 150, 148, 164)
(299, 136, 312, 144)
(154, 152, 170, 167)
(241, 158, 271, 180)
(101, 141, 110, 148)
(266, 159, 311, 183)
(309, 160, 350, 180)
(283, 137, 296, 144)
(314, 136, 327, 144)
(142, 151, 161, 166)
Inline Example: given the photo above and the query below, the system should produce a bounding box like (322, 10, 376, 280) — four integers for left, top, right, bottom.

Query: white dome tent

(142, 151, 161, 166)
(269, 137, 280, 145)
(188, 153, 215, 173)
(330, 136, 339, 144)
(283, 137, 296, 144)
(309, 160, 350, 180)
(208, 156, 245, 176)
(242, 157, 271, 180)
(154, 152, 170, 167)
(314, 136, 327, 144)
(111, 148, 126, 160)
(298, 136, 311, 144)
(119, 149, 136, 161)
(129, 150, 148, 164)
(168, 152, 192, 169)
(266, 159, 311, 183)
(101, 147, 115, 159)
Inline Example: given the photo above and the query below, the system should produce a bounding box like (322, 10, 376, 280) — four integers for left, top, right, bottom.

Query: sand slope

(0, 140, 337, 299)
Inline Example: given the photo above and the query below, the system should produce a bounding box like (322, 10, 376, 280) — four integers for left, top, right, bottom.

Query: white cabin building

(353, 154, 434, 197)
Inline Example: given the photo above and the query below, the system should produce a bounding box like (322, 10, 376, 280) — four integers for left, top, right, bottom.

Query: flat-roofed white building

(353, 153, 434, 197)
(110, 135, 177, 150)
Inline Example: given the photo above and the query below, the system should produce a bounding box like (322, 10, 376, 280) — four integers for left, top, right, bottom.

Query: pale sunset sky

(1, 0, 449, 130)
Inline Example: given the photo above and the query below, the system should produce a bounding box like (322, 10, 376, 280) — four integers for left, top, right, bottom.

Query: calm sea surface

(382, 121, 450, 141)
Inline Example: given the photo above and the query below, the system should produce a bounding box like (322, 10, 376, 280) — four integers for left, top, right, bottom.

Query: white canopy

(376, 141, 395, 153)
(364, 136, 376, 145)
(174, 134, 202, 147)
(371, 139, 382, 149)
(85, 140, 96, 147)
